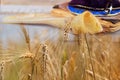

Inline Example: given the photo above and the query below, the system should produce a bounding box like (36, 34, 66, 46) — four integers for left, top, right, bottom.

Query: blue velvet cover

(68, 0, 120, 16)
(68, 5, 120, 16)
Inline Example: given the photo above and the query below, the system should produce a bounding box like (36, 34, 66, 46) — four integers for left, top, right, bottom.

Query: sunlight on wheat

(0, 24, 120, 80)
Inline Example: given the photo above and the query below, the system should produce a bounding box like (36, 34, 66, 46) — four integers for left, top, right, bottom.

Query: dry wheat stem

(84, 34, 96, 80)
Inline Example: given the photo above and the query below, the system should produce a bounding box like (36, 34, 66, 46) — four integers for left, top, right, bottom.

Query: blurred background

(0, 0, 69, 13)
(1, 0, 69, 5)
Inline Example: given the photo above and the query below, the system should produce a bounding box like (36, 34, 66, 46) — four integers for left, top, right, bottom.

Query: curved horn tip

(53, 5, 59, 9)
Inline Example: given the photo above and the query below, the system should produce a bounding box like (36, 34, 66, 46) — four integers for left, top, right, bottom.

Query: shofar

(2, 9, 120, 34)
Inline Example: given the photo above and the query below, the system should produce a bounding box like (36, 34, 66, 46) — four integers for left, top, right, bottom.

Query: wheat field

(0, 0, 120, 79)
(0, 24, 120, 80)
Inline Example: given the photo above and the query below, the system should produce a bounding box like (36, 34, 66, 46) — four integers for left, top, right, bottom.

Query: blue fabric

(68, 5, 120, 16)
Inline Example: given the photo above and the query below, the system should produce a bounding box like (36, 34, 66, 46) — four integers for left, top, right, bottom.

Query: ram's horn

(3, 9, 102, 34)
(71, 11, 103, 34)
(109, 22, 120, 32)
(3, 9, 74, 29)
(3, 14, 66, 29)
